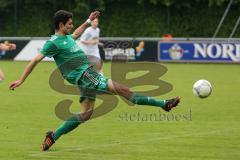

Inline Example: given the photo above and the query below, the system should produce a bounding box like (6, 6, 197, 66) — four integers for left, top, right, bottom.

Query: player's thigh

(87, 99, 95, 110)
(80, 93, 96, 112)
(107, 79, 132, 98)
(95, 60, 103, 71)
(81, 98, 89, 113)
(80, 99, 94, 121)
(87, 55, 102, 71)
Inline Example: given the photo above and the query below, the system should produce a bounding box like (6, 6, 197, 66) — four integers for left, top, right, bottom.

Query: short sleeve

(40, 40, 58, 58)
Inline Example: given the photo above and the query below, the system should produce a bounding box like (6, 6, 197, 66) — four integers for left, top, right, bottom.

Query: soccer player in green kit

(9, 10, 180, 151)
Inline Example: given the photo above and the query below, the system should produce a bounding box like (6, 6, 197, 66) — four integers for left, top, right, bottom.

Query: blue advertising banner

(158, 41, 240, 63)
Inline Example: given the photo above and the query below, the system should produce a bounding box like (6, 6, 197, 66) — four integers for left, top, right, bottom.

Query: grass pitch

(0, 61, 239, 160)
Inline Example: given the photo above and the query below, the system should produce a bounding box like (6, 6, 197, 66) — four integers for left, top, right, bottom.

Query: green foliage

(0, 0, 14, 9)
(136, 0, 240, 7)
(207, 0, 240, 6)
(0, 0, 240, 37)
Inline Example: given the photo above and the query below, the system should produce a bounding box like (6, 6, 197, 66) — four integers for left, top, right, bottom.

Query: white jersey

(80, 27, 100, 59)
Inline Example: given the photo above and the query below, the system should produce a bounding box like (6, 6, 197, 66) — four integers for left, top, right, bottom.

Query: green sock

(53, 114, 82, 141)
(130, 93, 166, 108)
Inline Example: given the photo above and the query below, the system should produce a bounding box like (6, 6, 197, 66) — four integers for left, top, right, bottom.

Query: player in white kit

(79, 18, 103, 73)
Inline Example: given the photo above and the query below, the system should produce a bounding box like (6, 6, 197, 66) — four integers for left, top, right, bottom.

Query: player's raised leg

(107, 79, 180, 112)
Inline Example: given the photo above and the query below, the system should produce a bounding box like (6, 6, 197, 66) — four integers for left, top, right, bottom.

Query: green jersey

(40, 34, 90, 84)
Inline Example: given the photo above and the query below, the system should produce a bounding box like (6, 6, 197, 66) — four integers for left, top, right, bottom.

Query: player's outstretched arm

(9, 53, 45, 90)
(72, 11, 100, 40)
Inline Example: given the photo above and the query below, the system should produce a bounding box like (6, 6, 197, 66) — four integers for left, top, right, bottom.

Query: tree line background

(0, 0, 239, 37)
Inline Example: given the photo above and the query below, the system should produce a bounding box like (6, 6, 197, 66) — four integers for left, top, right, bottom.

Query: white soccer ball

(193, 80, 212, 98)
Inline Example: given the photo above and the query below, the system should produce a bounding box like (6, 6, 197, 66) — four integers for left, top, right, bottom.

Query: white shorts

(87, 54, 101, 63)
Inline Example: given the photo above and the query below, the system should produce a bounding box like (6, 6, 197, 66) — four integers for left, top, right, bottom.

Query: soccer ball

(193, 80, 212, 98)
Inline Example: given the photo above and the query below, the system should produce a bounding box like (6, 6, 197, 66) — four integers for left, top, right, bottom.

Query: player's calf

(41, 110, 94, 151)
(108, 80, 181, 111)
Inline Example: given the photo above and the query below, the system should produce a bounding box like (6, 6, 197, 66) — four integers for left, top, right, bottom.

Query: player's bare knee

(117, 85, 131, 97)
(80, 109, 93, 121)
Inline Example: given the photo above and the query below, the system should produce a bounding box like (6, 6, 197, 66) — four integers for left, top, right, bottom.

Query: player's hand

(98, 42, 104, 47)
(89, 11, 100, 21)
(9, 80, 22, 90)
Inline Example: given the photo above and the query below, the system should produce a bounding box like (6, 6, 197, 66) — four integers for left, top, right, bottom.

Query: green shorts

(78, 67, 109, 103)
